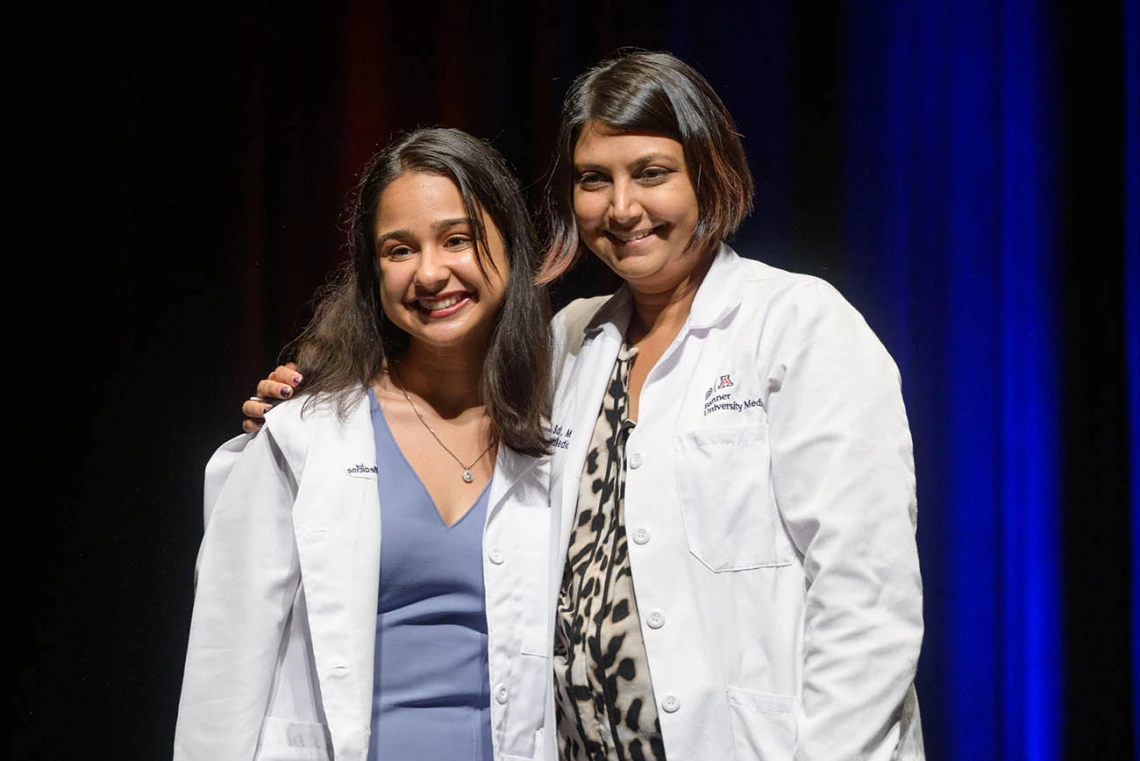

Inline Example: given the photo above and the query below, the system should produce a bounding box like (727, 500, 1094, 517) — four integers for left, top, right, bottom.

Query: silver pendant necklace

(391, 367, 492, 483)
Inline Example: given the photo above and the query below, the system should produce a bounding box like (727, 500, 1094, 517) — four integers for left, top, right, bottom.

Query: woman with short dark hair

(540, 51, 923, 761)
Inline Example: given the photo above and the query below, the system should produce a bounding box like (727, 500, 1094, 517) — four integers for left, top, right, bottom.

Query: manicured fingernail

(293, 374, 303, 384)
(280, 386, 292, 398)
(263, 405, 273, 415)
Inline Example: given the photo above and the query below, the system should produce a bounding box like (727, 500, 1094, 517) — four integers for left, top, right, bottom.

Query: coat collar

(583, 285, 632, 341)
(687, 243, 746, 330)
(581, 243, 745, 339)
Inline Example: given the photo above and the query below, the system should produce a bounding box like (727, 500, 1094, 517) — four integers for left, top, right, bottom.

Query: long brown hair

(537, 51, 754, 284)
(287, 128, 552, 456)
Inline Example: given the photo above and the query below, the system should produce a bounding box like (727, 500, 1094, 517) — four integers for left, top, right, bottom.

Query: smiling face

(572, 122, 703, 295)
(375, 171, 509, 352)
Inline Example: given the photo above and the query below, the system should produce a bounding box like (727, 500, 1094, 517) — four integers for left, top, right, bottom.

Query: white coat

(174, 390, 553, 761)
(545, 245, 925, 761)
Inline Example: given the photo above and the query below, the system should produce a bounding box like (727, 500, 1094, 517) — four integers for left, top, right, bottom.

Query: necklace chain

(390, 366, 492, 483)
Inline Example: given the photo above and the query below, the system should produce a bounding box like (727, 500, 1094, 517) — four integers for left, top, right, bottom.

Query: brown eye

(576, 172, 607, 190)
(638, 167, 672, 184)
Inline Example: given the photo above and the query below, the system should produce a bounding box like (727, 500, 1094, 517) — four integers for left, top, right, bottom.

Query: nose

(413, 244, 450, 291)
(609, 178, 643, 227)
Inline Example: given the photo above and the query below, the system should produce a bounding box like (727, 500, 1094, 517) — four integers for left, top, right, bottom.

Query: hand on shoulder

(241, 363, 304, 433)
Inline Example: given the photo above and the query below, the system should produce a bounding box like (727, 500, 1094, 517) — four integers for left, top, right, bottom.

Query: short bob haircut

(537, 51, 754, 284)
(288, 128, 551, 456)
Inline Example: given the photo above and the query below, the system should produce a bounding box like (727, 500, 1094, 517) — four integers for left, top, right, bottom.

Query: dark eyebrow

(574, 153, 679, 174)
(631, 152, 677, 168)
(376, 229, 412, 247)
(375, 217, 472, 247)
(433, 217, 472, 233)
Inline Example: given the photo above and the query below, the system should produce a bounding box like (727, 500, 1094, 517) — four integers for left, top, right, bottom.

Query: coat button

(629, 451, 644, 469)
(632, 526, 650, 545)
(488, 548, 505, 565)
(646, 610, 665, 629)
(661, 694, 681, 713)
(495, 683, 509, 704)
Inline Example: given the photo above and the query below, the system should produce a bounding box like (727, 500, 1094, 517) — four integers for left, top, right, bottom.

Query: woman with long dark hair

(177, 128, 553, 761)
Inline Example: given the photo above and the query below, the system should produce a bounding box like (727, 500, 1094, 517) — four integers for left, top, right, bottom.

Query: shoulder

(699, 245, 853, 326)
(729, 255, 866, 328)
(718, 249, 893, 368)
(730, 254, 834, 299)
(551, 295, 611, 334)
(550, 295, 613, 361)
(260, 389, 371, 467)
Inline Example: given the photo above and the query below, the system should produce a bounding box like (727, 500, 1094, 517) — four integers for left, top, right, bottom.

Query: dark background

(22, 1, 1134, 759)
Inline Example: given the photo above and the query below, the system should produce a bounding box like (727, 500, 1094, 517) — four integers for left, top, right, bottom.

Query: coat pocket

(725, 686, 797, 761)
(673, 424, 792, 571)
(255, 716, 332, 761)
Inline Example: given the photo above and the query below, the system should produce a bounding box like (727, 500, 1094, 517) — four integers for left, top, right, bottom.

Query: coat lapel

(553, 294, 630, 593)
(486, 443, 541, 522)
(291, 395, 380, 760)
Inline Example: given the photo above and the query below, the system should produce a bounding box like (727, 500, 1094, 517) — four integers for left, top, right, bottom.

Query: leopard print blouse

(553, 343, 667, 761)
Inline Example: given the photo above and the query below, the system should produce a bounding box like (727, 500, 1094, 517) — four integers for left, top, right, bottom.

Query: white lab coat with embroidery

(546, 245, 925, 761)
(174, 391, 553, 761)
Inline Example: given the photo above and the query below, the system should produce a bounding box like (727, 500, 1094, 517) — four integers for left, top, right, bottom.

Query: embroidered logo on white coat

(703, 374, 764, 417)
(346, 463, 378, 478)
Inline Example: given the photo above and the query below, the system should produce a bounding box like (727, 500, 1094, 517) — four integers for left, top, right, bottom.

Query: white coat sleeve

(203, 432, 255, 527)
(174, 424, 302, 760)
(762, 281, 923, 761)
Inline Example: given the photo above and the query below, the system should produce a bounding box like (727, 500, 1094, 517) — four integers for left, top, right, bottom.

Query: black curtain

(22, 2, 1133, 758)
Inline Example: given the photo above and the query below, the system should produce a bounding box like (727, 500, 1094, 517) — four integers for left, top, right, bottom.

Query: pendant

(462, 469, 474, 483)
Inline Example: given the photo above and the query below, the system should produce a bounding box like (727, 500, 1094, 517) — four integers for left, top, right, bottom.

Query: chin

(410, 323, 494, 350)
(607, 257, 664, 279)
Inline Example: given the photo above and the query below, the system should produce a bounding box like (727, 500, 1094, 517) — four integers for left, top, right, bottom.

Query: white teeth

(418, 294, 464, 311)
(613, 229, 655, 242)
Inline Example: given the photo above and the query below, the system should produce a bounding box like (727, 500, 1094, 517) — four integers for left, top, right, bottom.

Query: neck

(388, 341, 485, 418)
(627, 251, 713, 344)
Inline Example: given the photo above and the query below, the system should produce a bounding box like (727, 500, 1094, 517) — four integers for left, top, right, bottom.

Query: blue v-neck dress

(367, 388, 493, 761)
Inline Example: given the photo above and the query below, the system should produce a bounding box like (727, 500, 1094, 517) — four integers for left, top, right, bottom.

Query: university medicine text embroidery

(703, 374, 764, 417)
